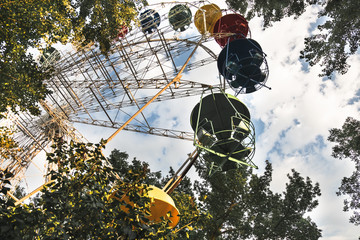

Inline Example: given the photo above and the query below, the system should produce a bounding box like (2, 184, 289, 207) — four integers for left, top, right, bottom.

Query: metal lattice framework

(1, 1, 226, 190)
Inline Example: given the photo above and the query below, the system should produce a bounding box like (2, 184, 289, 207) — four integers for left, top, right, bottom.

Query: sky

(16, 0, 360, 239)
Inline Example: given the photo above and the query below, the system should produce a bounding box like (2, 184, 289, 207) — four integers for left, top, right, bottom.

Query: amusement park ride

(0, 1, 270, 228)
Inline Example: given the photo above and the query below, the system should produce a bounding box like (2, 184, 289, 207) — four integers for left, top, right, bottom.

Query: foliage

(107, 149, 323, 239)
(189, 158, 322, 240)
(0, 139, 324, 239)
(1, 0, 72, 117)
(107, 149, 162, 187)
(0, 0, 147, 55)
(108, 149, 210, 239)
(0, 0, 147, 118)
(71, 0, 144, 53)
(0, 53, 52, 118)
(300, 0, 360, 77)
(0, 126, 21, 193)
(0, 140, 184, 239)
(0, 126, 20, 159)
(160, 167, 211, 239)
(328, 117, 360, 225)
(225, 0, 360, 78)
(225, 0, 318, 28)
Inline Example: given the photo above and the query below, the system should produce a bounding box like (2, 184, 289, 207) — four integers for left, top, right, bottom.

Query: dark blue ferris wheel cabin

(217, 38, 270, 94)
(140, 9, 161, 34)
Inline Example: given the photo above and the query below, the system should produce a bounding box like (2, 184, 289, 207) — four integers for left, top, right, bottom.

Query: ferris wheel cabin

(168, 4, 192, 32)
(217, 38, 269, 94)
(140, 9, 161, 34)
(194, 3, 222, 34)
(212, 13, 249, 48)
(190, 91, 256, 175)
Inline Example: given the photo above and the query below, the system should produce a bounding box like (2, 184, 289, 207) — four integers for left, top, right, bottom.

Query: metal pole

(164, 151, 199, 195)
(14, 180, 54, 206)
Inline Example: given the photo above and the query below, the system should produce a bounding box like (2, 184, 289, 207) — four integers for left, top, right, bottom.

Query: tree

(225, 0, 360, 78)
(0, 139, 323, 239)
(189, 158, 322, 239)
(328, 117, 360, 225)
(107, 149, 163, 187)
(0, 0, 147, 118)
(0, 126, 22, 193)
(108, 149, 210, 239)
(106, 149, 323, 239)
(0, 126, 20, 160)
(0, 139, 197, 239)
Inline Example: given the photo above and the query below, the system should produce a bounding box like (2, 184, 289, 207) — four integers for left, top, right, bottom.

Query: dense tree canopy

(0, 126, 21, 192)
(107, 149, 210, 239)
(188, 158, 322, 240)
(108, 150, 322, 239)
(328, 117, 360, 226)
(0, 140, 204, 239)
(0, 0, 147, 118)
(0, 139, 323, 239)
(226, 0, 360, 78)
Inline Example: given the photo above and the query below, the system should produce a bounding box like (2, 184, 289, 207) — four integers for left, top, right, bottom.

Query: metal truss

(2, 1, 225, 190)
(71, 117, 193, 141)
(2, 103, 87, 188)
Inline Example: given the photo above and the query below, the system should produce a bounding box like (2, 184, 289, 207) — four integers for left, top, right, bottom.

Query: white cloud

(240, 5, 360, 239)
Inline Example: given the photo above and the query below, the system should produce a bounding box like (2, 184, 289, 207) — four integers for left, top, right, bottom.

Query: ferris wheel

(1, 1, 270, 227)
